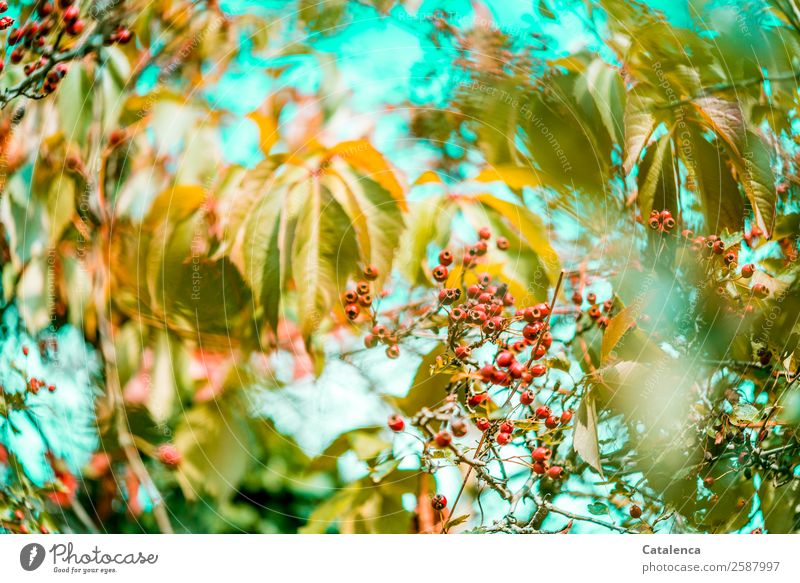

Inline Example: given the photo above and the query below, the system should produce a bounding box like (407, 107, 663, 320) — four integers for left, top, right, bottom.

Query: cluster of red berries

(27, 377, 56, 394)
(1, 1, 133, 96)
(364, 322, 401, 358)
(341, 265, 379, 321)
(433, 226, 509, 280)
(445, 274, 518, 338)
(571, 290, 614, 329)
(647, 209, 675, 232)
(684, 232, 769, 301)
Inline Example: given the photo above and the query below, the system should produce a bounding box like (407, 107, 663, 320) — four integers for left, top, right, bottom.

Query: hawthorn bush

(1, 0, 800, 534)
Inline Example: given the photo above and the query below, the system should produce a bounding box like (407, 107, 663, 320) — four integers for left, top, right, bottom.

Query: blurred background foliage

(1, 0, 800, 533)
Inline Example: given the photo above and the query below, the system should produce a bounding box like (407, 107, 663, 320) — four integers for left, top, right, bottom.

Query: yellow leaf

(474, 194, 561, 284)
(143, 185, 206, 230)
(247, 112, 279, 156)
(413, 170, 444, 185)
(473, 165, 549, 190)
(329, 140, 407, 211)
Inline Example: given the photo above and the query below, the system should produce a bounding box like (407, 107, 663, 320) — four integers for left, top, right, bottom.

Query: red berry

(496, 351, 514, 368)
(478, 227, 491, 240)
(544, 415, 559, 429)
(535, 405, 551, 419)
(530, 364, 546, 377)
(451, 418, 468, 437)
(532, 461, 546, 474)
(741, 264, 755, 278)
(63, 5, 79, 21)
(541, 332, 554, 350)
(434, 431, 452, 448)
(474, 418, 490, 432)
(67, 19, 84, 36)
(519, 390, 534, 405)
(532, 447, 551, 462)
(22, 346, 29, 356)
(454, 345, 471, 359)
(385, 345, 400, 359)
(157, 444, 181, 467)
(388, 414, 405, 432)
(629, 505, 642, 519)
(438, 250, 453, 266)
(345, 303, 360, 320)
(432, 494, 447, 511)
(48, 385, 56, 392)
(468, 392, 488, 407)
(560, 409, 573, 424)
(508, 362, 526, 379)
(363, 264, 379, 280)
(364, 334, 378, 349)
(0, 1, 7, 13)
(490, 368, 509, 384)
(522, 323, 542, 340)
(571, 291, 582, 305)
(432, 265, 448, 282)
(496, 237, 509, 250)
(496, 432, 511, 445)
(752, 283, 768, 298)
(462, 253, 473, 266)
(587, 292, 597, 304)
(547, 466, 564, 479)
(499, 421, 514, 434)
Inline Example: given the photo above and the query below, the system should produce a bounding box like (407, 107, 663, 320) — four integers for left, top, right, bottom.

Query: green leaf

(574, 59, 625, 145)
(474, 194, 561, 286)
(690, 97, 744, 157)
(623, 93, 658, 173)
(173, 401, 253, 503)
(587, 501, 609, 516)
(396, 196, 455, 286)
(679, 131, 744, 233)
(396, 346, 453, 415)
(444, 514, 471, 530)
(636, 130, 677, 217)
(573, 394, 603, 476)
(735, 131, 776, 237)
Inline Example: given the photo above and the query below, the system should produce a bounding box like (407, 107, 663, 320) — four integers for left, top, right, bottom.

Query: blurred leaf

(396, 346, 453, 415)
(587, 501, 609, 515)
(174, 401, 253, 503)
